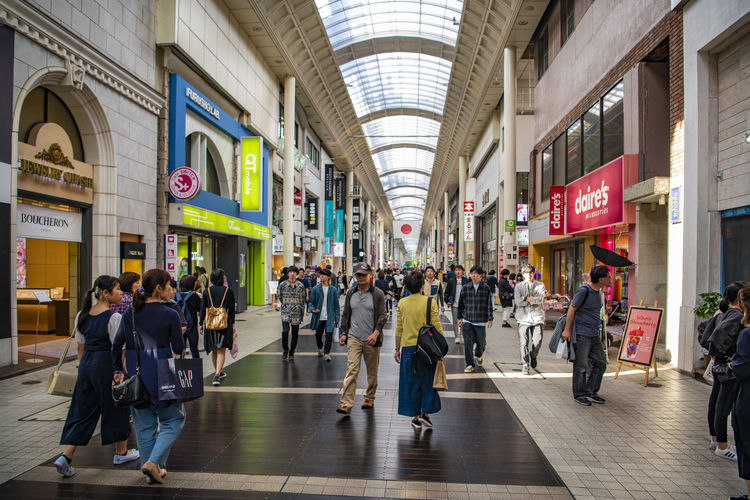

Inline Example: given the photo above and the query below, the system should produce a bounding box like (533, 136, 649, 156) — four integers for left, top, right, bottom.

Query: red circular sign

(169, 167, 200, 201)
(400, 223, 412, 235)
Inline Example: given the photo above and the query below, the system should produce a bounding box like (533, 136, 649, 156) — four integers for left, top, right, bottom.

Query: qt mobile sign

(241, 137, 263, 212)
(566, 156, 625, 234)
(169, 167, 200, 201)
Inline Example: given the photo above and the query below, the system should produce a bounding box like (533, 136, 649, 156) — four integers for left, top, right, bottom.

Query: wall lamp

(745, 133, 750, 144)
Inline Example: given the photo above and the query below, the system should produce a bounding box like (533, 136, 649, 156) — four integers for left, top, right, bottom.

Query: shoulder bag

(205, 287, 229, 330)
(112, 309, 150, 408)
(416, 297, 449, 366)
(46, 330, 78, 397)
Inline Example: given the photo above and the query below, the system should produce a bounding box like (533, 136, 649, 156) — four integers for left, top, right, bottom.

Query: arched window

(185, 132, 227, 197)
(18, 87, 84, 161)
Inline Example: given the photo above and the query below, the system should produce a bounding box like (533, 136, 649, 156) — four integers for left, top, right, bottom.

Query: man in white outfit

(514, 264, 546, 375)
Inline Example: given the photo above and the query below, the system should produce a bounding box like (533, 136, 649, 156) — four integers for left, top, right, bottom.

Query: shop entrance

(551, 240, 585, 297)
(247, 240, 265, 306)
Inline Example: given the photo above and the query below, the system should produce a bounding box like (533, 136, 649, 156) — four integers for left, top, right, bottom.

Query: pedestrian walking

(178, 275, 202, 359)
(112, 269, 185, 485)
(423, 266, 445, 312)
(110, 271, 140, 314)
(457, 265, 494, 372)
(514, 265, 547, 375)
(277, 266, 306, 360)
(445, 264, 470, 345)
(487, 270, 499, 310)
(395, 271, 445, 430)
(374, 270, 392, 315)
(731, 285, 750, 500)
(310, 268, 340, 362)
(336, 263, 387, 414)
(498, 269, 514, 328)
(54, 275, 139, 478)
(199, 268, 236, 385)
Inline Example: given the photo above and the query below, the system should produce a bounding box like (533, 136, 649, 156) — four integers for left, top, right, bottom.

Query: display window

(176, 234, 215, 281)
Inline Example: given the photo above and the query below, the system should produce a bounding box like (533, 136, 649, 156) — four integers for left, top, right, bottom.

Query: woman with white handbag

(53, 275, 140, 478)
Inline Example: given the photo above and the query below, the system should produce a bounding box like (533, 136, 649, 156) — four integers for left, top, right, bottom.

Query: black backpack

(415, 297, 449, 365)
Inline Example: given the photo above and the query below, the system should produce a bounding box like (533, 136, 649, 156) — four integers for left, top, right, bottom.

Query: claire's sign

(566, 157, 624, 234)
(549, 186, 565, 235)
(169, 167, 200, 201)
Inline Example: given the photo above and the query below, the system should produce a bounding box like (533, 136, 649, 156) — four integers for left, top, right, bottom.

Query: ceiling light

(251, 26, 263, 32)
(518, 20, 528, 26)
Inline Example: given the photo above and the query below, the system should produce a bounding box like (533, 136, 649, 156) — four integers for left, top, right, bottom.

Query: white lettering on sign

(574, 180, 610, 216)
(186, 87, 220, 120)
(550, 191, 563, 230)
(178, 369, 194, 388)
(243, 152, 256, 196)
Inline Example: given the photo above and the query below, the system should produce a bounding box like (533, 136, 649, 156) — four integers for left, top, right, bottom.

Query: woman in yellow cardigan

(395, 271, 445, 430)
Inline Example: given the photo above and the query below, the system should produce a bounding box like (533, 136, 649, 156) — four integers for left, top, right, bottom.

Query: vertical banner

(306, 198, 318, 229)
(164, 234, 179, 280)
(463, 201, 475, 242)
(352, 198, 361, 258)
(324, 163, 334, 238)
(240, 137, 263, 212)
(549, 185, 565, 235)
(335, 177, 345, 242)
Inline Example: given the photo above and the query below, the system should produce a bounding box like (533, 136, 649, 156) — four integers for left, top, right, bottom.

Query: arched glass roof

(393, 208, 425, 219)
(341, 53, 451, 117)
(373, 147, 434, 176)
(385, 186, 428, 199)
(390, 197, 425, 211)
(364, 116, 441, 150)
(381, 171, 431, 191)
(315, 0, 462, 51)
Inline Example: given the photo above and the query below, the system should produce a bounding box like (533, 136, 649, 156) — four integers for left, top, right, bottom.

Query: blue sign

(670, 186, 681, 224)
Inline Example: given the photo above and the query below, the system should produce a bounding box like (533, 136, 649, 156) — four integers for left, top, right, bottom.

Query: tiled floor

(0, 303, 745, 499)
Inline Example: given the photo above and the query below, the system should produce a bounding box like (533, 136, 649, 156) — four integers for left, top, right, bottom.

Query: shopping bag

(157, 356, 204, 403)
(703, 358, 714, 384)
(494, 296, 500, 305)
(230, 331, 239, 359)
(432, 360, 448, 391)
(555, 339, 568, 359)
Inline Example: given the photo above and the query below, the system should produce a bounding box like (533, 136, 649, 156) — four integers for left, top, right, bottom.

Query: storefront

(168, 74, 271, 309)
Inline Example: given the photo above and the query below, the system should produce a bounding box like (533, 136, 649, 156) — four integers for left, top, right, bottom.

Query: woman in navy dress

(732, 285, 750, 500)
(54, 275, 139, 477)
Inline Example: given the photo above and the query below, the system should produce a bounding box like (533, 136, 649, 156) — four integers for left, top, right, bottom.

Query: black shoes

(282, 352, 288, 360)
(575, 396, 592, 406)
(530, 355, 538, 369)
(418, 414, 433, 428)
(411, 417, 422, 430)
(588, 394, 605, 404)
(502, 323, 512, 328)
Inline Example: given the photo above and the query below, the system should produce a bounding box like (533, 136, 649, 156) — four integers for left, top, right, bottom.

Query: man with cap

(309, 268, 340, 361)
(336, 262, 388, 414)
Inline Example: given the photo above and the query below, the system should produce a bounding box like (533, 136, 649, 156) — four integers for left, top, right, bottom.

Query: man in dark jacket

(487, 270, 499, 310)
(445, 264, 471, 345)
(498, 269, 515, 328)
(337, 262, 387, 414)
(457, 265, 494, 372)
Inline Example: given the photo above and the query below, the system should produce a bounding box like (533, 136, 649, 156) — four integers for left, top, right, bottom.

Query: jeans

(315, 320, 333, 354)
(518, 323, 543, 366)
(131, 403, 185, 468)
(572, 335, 607, 399)
(386, 298, 392, 312)
(708, 375, 739, 442)
(461, 323, 486, 367)
(281, 321, 299, 355)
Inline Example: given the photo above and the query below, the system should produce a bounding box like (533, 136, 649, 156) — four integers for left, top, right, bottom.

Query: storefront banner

(16, 238, 26, 288)
(549, 186, 565, 235)
(352, 199, 361, 257)
(617, 306, 663, 367)
(306, 198, 318, 229)
(240, 137, 263, 212)
(272, 233, 283, 254)
(182, 205, 271, 240)
(335, 177, 345, 242)
(463, 201, 475, 242)
(17, 203, 82, 242)
(566, 157, 624, 234)
(324, 164, 334, 238)
(164, 234, 179, 280)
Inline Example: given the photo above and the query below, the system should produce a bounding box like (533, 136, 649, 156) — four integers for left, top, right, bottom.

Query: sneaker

(522, 364, 530, 375)
(588, 394, 605, 404)
(282, 352, 288, 360)
(325, 354, 332, 362)
(476, 356, 483, 366)
(219, 371, 227, 380)
(318, 348, 324, 357)
(575, 396, 592, 406)
(54, 456, 75, 477)
(361, 398, 374, 409)
(418, 414, 433, 428)
(145, 468, 167, 484)
(715, 444, 738, 461)
(288, 353, 295, 360)
(464, 365, 475, 373)
(502, 323, 512, 328)
(530, 355, 538, 369)
(141, 461, 164, 484)
(708, 438, 718, 451)
(411, 417, 422, 430)
(113, 448, 140, 465)
(336, 405, 351, 415)
(212, 374, 221, 386)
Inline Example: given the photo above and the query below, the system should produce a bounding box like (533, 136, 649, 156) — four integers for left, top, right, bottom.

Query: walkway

(0, 304, 744, 499)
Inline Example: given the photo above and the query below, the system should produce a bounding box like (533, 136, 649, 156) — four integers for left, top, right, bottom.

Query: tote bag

(432, 360, 448, 391)
(157, 356, 204, 403)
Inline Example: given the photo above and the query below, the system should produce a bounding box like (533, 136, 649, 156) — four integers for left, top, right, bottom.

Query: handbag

(46, 332, 77, 397)
(205, 287, 229, 330)
(712, 358, 736, 383)
(112, 309, 150, 408)
(432, 360, 448, 391)
(157, 355, 204, 403)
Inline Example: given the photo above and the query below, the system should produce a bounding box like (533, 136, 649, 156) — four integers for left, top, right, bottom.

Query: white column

(283, 75, 295, 266)
(458, 156, 467, 264)
(346, 170, 354, 274)
(502, 47, 517, 272)
(443, 191, 449, 265)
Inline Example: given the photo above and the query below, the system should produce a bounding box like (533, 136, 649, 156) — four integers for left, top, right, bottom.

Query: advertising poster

(324, 164, 334, 238)
(16, 238, 26, 288)
(164, 234, 179, 280)
(617, 306, 663, 367)
(335, 177, 345, 242)
(352, 198, 361, 257)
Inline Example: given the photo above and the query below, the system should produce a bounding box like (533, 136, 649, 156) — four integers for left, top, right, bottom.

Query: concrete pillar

(283, 75, 295, 266)
(346, 170, 354, 274)
(503, 47, 517, 273)
(443, 192, 449, 265)
(378, 217, 384, 269)
(458, 156, 467, 264)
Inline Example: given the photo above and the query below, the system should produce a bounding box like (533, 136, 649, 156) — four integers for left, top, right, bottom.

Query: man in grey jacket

(337, 262, 387, 415)
(515, 264, 547, 375)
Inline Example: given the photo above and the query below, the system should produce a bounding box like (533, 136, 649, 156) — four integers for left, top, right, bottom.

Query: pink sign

(169, 167, 200, 201)
(618, 306, 663, 367)
(566, 157, 624, 234)
(549, 186, 565, 235)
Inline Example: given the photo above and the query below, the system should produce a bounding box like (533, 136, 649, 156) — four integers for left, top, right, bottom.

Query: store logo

(20, 213, 70, 228)
(186, 87, 220, 119)
(574, 180, 610, 217)
(169, 167, 200, 201)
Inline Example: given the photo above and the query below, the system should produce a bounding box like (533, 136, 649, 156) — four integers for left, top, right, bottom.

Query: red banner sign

(566, 157, 624, 234)
(463, 201, 475, 214)
(549, 186, 565, 235)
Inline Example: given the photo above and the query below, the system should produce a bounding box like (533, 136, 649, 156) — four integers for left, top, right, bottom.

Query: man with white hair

(514, 264, 546, 375)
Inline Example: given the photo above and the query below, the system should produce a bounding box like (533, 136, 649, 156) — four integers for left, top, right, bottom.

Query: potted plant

(694, 292, 722, 319)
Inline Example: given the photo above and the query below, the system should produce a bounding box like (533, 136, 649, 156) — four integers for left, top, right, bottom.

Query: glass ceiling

(373, 147, 434, 176)
(364, 116, 441, 150)
(390, 197, 425, 210)
(381, 171, 431, 191)
(315, 0, 462, 51)
(385, 186, 428, 199)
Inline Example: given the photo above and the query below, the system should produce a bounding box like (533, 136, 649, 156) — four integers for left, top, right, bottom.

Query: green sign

(505, 219, 516, 232)
(240, 137, 262, 211)
(182, 204, 270, 240)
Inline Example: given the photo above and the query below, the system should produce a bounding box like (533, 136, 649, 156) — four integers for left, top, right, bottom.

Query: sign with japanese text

(463, 201, 474, 242)
(504, 219, 516, 233)
(549, 185, 565, 235)
(617, 306, 663, 368)
(335, 177, 345, 242)
(670, 186, 681, 224)
(324, 164, 334, 238)
(566, 157, 624, 234)
(240, 137, 262, 211)
(352, 198, 361, 256)
(306, 198, 318, 229)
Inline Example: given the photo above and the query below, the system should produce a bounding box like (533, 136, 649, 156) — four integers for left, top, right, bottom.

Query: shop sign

(169, 167, 201, 201)
(311, 237, 318, 250)
(240, 137, 263, 212)
(324, 164, 334, 238)
(670, 186, 681, 224)
(504, 219, 516, 233)
(549, 186, 565, 235)
(164, 234, 179, 280)
(333, 241, 345, 257)
(517, 227, 529, 245)
(182, 205, 270, 240)
(121, 242, 146, 259)
(352, 199, 361, 256)
(463, 201, 474, 242)
(306, 198, 318, 229)
(272, 233, 283, 254)
(566, 157, 624, 234)
(185, 86, 220, 120)
(16, 203, 82, 242)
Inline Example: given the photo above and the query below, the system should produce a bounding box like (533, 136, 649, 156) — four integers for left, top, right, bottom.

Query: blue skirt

(398, 345, 441, 417)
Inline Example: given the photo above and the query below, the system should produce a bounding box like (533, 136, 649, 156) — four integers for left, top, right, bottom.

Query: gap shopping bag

(157, 356, 204, 403)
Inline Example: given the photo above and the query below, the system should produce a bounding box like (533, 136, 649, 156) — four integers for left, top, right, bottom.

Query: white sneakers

(464, 365, 475, 373)
(708, 438, 718, 451)
(715, 444, 738, 461)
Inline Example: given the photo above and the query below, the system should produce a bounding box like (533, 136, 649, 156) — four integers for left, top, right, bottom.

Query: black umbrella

(589, 245, 634, 268)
